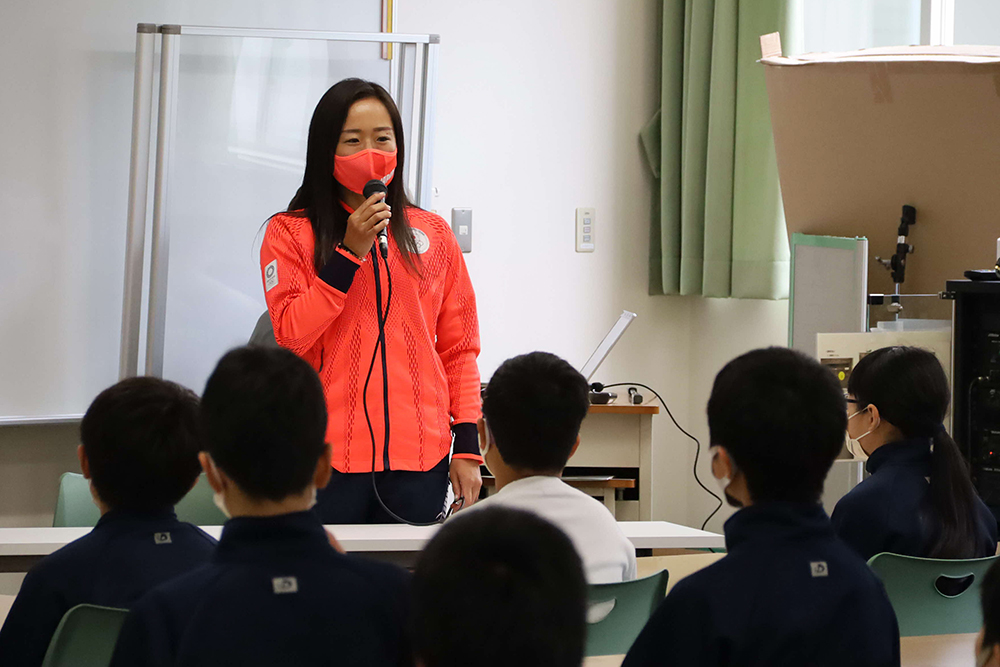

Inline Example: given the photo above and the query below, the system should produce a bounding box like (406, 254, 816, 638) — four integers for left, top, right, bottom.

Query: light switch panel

(576, 207, 595, 252)
(452, 207, 472, 253)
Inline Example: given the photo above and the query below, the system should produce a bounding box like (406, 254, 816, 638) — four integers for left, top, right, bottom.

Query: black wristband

(317, 250, 361, 293)
(452, 423, 480, 457)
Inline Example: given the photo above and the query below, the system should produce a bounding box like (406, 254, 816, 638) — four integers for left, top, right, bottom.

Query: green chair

(52, 473, 101, 528)
(53, 472, 226, 528)
(585, 570, 669, 656)
(174, 474, 227, 525)
(868, 552, 999, 636)
(40, 604, 128, 667)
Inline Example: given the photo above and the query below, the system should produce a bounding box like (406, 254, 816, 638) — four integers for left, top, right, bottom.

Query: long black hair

(288, 78, 420, 273)
(848, 346, 982, 558)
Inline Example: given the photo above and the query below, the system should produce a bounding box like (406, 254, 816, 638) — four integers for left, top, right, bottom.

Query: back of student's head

(200, 346, 327, 501)
(707, 347, 846, 504)
(80, 376, 202, 511)
(848, 345, 980, 558)
(412, 507, 586, 667)
(481, 351, 589, 472)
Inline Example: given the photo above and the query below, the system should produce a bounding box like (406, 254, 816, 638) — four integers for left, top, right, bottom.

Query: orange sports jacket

(261, 207, 482, 473)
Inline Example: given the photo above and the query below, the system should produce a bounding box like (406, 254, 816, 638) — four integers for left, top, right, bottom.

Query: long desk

(0, 520, 723, 572)
(583, 634, 980, 667)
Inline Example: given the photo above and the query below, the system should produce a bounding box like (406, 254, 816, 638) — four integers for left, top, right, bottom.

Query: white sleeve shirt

(468, 475, 637, 584)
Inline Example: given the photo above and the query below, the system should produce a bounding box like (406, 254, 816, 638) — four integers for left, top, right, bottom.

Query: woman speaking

(260, 79, 482, 524)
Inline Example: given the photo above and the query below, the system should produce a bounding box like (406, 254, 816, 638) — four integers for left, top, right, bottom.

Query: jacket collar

(724, 501, 833, 552)
(95, 507, 177, 529)
(215, 511, 332, 562)
(865, 438, 932, 475)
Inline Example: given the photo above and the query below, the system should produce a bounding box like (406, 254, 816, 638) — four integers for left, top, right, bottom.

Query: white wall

(398, 0, 700, 523)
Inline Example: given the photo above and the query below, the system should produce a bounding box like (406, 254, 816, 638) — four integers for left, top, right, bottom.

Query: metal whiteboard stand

(119, 23, 157, 379)
(119, 25, 441, 379)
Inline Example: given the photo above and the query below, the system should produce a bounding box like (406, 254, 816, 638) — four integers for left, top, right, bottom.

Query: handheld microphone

(363, 179, 390, 259)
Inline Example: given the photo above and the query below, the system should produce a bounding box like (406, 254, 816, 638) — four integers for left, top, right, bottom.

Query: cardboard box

(761, 37, 1000, 296)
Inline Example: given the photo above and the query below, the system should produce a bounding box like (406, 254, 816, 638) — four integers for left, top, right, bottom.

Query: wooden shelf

(588, 404, 659, 415)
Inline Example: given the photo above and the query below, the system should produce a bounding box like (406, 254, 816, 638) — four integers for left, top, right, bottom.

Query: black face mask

(724, 490, 744, 509)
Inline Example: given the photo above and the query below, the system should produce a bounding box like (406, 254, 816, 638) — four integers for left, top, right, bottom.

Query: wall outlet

(576, 207, 595, 252)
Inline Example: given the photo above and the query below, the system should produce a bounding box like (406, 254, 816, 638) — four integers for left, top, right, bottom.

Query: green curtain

(641, 0, 801, 299)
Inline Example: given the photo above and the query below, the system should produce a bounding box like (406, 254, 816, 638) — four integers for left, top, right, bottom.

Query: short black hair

(481, 352, 589, 471)
(80, 376, 202, 511)
(982, 559, 1000, 647)
(412, 507, 587, 667)
(200, 346, 327, 501)
(707, 347, 846, 503)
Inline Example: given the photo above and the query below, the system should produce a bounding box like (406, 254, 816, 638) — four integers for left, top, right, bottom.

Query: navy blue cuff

(317, 250, 361, 293)
(452, 422, 480, 456)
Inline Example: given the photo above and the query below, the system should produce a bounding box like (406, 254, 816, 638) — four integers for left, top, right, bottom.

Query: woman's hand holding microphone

(342, 192, 391, 258)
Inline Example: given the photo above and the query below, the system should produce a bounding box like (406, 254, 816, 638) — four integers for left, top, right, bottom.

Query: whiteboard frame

(119, 24, 441, 381)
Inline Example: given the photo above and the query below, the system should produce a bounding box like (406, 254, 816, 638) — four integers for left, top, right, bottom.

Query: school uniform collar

(215, 511, 332, 562)
(723, 501, 833, 552)
(94, 507, 178, 529)
(496, 475, 564, 495)
(865, 438, 931, 475)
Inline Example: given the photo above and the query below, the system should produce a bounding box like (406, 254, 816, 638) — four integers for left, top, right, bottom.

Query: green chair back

(40, 604, 128, 667)
(174, 474, 227, 525)
(53, 473, 226, 528)
(53, 473, 101, 527)
(585, 570, 669, 656)
(868, 552, 998, 636)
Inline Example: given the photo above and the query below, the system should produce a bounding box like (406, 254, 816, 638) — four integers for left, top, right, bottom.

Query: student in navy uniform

(832, 346, 997, 562)
(412, 506, 587, 667)
(623, 347, 900, 667)
(0, 377, 216, 667)
(110, 346, 411, 667)
(977, 559, 1000, 666)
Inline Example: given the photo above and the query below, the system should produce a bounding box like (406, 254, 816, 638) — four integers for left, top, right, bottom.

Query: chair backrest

(41, 604, 128, 667)
(868, 552, 999, 636)
(53, 473, 226, 528)
(248, 311, 279, 347)
(585, 570, 669, 657)
(174, 473, 228, 525)
(53, 473, 101, 528)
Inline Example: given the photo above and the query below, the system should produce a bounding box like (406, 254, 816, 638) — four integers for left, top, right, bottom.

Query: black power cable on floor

(593, 382, 724, 531)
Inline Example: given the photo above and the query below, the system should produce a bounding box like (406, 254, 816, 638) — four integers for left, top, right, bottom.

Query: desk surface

(582, 633, 979, 667)
(0, 520, 723, 557)
(588, 404, 659, 415)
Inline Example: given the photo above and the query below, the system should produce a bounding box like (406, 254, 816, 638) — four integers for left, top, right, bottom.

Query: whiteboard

(788, 233, 869, 355)
(0, 1, 383, 421)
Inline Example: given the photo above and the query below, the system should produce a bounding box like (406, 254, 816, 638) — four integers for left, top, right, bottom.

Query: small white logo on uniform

(264, 259, 279, 292)
(154, 532, 172, 545)
(810, 561, 828, 577)
(412, 229, 430, 255)
(272, 576, 299, 594)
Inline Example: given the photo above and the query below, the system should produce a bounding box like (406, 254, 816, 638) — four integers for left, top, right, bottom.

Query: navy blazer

(0, 508, 216, 667)
(832, 439, 998, 562)
(622, 502, 900, 667)
(110, 511, 412, 667)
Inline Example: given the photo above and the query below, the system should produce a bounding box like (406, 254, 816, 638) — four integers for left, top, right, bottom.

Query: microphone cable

(363, 241, 448, 527)
(593, 382, 723, 531)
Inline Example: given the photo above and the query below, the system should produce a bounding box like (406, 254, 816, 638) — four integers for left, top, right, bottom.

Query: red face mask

(333, 148, 397, 195)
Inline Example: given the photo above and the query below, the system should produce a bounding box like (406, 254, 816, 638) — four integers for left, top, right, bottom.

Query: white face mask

(710, 446, 741, 508)
(846, 408, 875, 461)
(479, 421, 493, 476)
(212, 490, 231, 519)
